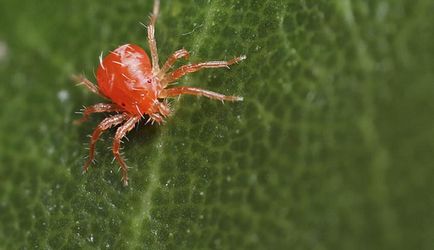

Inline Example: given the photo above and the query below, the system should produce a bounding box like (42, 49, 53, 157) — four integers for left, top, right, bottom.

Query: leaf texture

(0, 0, 434, 249)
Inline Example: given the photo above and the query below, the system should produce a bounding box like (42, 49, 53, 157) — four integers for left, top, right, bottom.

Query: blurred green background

(1, 0, 434, 249)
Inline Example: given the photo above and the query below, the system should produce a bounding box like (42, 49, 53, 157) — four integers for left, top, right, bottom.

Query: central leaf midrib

(129, 0, 222, 246)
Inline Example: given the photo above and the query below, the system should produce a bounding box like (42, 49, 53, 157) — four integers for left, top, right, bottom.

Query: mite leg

(112, 116, 141, 186)
(160, 87, 243, 102)
(72, 74, 106, 98)
(157, 49, 190, 81)
(147, 0, 160, 74)
(162, 55, 246, 84)
(145, 101, 171, 124)
(147, 113, 164, 125)
(83, 113, 127, 173)
(157, 101, 171, 118)
(74, 103, 124, 125)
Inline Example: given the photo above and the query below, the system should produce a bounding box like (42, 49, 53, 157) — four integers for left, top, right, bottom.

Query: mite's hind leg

(162, 55, 246, 84)
(112, 116, 141, 186)
(83, 113, 127, 173)
(74, 103, 124, 125)
(72, 74, 107, 98)
(160, 87, 243, 102)
(147, 0, 160, 74)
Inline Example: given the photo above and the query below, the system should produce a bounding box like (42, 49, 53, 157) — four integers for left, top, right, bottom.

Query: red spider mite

(74, 0, 246, 186)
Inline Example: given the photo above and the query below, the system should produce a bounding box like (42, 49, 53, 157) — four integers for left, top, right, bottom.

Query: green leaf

(1, 0, 434, 249)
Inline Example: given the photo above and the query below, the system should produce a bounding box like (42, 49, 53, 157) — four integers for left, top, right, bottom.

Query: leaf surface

(0, 0, 433, 249)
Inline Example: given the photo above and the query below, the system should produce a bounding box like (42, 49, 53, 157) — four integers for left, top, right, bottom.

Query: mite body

(75, 0, 245, 185)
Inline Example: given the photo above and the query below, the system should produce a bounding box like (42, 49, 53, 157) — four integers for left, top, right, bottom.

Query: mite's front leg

(147, 0, 160, 74)
(160, 87, 243, 102)
(162, 55, 246, 84)
(157, 49, 190, 81)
